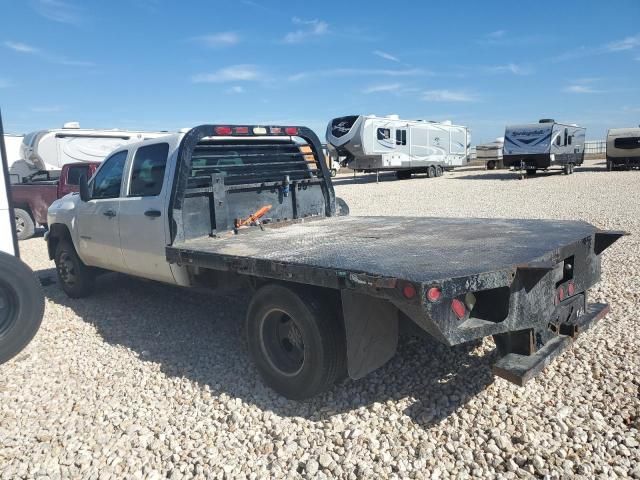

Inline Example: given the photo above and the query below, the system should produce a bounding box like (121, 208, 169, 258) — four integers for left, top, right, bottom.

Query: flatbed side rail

(168, 125, 336, 244)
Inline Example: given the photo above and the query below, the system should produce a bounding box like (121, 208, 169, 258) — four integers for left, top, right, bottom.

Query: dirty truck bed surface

(168, 216, 596, 281)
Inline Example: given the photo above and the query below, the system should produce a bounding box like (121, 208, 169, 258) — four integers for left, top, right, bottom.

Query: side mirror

(79, 174, 90, 202)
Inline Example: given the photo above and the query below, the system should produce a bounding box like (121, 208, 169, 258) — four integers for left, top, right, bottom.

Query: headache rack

(169, 125, 337, 244)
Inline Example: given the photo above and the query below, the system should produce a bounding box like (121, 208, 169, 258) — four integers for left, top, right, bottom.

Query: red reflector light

(402, 283, 416, 299)
(234, 126, 249, 134)
(285, 127, 298, 135)
(451, 299, 466, 320)
(270, 127, 282, 135)
(557, 286, 565, 301)
(214, 126, 232, 135)
(426, 287, 442, 302)
(567, 282, 575, 296)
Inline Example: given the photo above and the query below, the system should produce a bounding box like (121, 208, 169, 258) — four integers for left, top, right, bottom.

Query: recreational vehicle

(476, 137, 504, 170)
(606, 127, 640, 170)
(503, 119, 585, 175)
(326, 114, 469, 179)
(10, 122, 169, 182)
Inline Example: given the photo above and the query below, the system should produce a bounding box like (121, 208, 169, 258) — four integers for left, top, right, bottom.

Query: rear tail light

(285, 127, 298, 135)
(426, 287, 441, 302)
(557, 286, 565, 302)
(214, 126, 232, 135)
(401, 283, 417, 299)
(567, 282, 575, 296)
(451, 299, 466, 320)
(234, 126, 249, 134)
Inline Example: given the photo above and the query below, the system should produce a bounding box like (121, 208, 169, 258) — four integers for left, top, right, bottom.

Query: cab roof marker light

(253, 127, 267, 135)
(285, 127, 298, 135)
(234, 126, 249, 134)
(214, 126, 232, 135)
(426, 286, 441, 302)
(270, 127, 283, 135)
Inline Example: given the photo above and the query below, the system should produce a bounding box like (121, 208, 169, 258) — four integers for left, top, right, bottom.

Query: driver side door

(75, 150, 128, 271)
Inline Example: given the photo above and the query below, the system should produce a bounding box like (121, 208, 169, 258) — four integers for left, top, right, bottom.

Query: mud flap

(341, 290, 398, 380)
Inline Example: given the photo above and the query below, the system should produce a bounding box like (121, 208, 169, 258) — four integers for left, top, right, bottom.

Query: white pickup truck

(46, 124, 621, 399)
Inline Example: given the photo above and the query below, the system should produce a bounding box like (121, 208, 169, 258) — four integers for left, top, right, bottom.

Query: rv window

(91, 150, 128, 199)
(395, 129, 407, 146)
(564, 129, 568, 146)
(377, 128, 391, 141)
(129, 143, 170, 197)
(568, 135, 572, 145)
(556, 135, 561, 146)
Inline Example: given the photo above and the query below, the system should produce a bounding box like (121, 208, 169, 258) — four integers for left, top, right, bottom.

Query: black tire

(0, 252, 44, 364)
(14, 208, 35, 241)
(54, 240, 95, 298)
(330, 169, 337, 178)
(426, 166, 436, 178)
(487, 160, 496, 170)
(246, 284, 346, 400)
(526, 169, 537, 176)
(435, 165, 443, 177)
(569, 163, 575, 174)
(395, 170, 412, 180)
(606, 159, 613, 171)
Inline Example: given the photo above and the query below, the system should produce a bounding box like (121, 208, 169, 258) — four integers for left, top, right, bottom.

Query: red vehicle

(11, 162, 99, 239)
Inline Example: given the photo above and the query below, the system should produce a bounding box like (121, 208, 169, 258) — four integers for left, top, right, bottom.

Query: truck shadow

(40, 269, 495, 429)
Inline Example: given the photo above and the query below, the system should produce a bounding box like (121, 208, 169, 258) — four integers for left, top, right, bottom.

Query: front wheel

(54, 240, 95, 298)
(246, 284, 346, 399)
(14, 208, 35, 241)
(0, 252, 44, 364)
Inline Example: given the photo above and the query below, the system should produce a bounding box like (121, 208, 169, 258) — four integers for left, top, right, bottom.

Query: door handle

(144, 209, 161, 218)
(103, 209, 116, 218)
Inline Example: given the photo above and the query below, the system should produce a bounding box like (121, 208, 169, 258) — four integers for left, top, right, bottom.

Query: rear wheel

(14, 208, 35, 241)
(426, 166, 436, 178)
(54, 240, 95, 298)
(487, 160, 496, 170)
(435, 165, 443, 177)
(246, 284, 346, 399)
(0, 252, 44, 364)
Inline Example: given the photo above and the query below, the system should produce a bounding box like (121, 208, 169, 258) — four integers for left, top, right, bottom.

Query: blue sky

(1, 0, 639, 143)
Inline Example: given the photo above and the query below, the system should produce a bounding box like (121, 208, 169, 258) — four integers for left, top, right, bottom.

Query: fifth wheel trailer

(503, 119, 585, 175)
(606, 127, 640, 170)
(10, 122, 170, 183)
(0, 110, 44, 364)
(326, 114, 470, 179)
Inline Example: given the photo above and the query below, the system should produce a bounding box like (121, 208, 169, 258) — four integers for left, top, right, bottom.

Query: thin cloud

(363, 83, 402, 94)
(283, 17, 329, 44)
(193, 32, 240, 48)
(564, 85, 600, 94)
(30, 105, 64, 113)
(487, 30, 506, 39)
(4, 41, 39, 53)
(227, 86, 245, 94)
(485, 63, 533, 75)
(31, 0, 84, 25)
(0, 78, 11, 88)
(422, 89, 476, 102)
(606, 34, 640, 52)
(289, 67, 428, 82)
(373, 50, 400, 63)
(192, 65, 262, 83)
(4, 40, 93, 67)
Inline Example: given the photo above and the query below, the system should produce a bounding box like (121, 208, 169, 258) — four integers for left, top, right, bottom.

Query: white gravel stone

(0, 160, 638, 478)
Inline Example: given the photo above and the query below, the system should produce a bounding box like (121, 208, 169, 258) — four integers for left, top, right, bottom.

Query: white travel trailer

(326, 114, 470, 179)
(476, 137, 504, 170)
(10, 122, 170, 182)
(503, 119, 585, 175)
(606, 127, 640, 170)
(3, 134, 24, 182)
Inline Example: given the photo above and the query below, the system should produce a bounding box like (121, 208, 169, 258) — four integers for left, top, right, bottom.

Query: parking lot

(1, 159, 638, 479)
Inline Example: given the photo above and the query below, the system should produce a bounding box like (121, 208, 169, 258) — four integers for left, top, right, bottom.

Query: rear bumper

(493, 302, 609, 386)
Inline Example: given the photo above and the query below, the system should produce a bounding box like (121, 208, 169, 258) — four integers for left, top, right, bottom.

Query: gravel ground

(1, 159, 639, 479)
